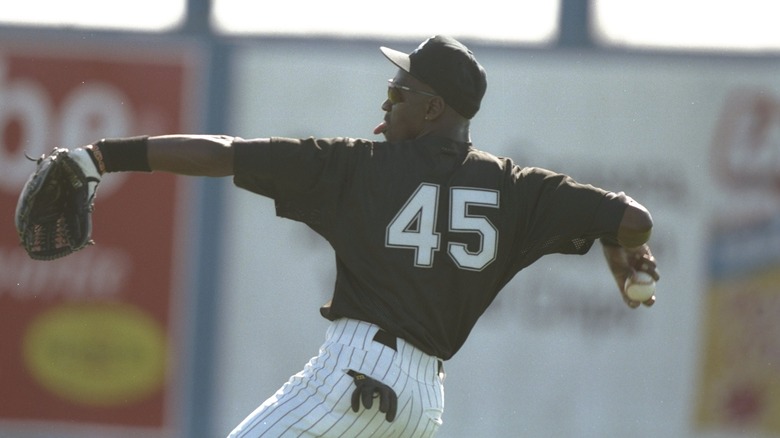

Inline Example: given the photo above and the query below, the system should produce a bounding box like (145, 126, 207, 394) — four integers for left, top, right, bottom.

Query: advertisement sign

(697, 220, 780, 434)
(695, 89, 780, 435)
(0, 44, 199, 435)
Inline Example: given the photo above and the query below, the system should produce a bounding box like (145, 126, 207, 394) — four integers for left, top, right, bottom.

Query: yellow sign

(23, 303, 168, 406)
(695, 268, 780, 434)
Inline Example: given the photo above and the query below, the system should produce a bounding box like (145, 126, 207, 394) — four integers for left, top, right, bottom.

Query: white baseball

(624, 271, 656, 301)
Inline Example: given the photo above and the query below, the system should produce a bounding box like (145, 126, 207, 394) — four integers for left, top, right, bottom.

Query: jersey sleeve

(510, 166, 627, 266)
(231, 136, 368, 232)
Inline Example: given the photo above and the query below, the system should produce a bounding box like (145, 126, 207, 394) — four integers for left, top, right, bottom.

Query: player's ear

(424, 96, 446, 121)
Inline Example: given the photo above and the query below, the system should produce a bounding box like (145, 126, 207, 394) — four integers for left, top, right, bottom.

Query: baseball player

(62, 35, 658, 437)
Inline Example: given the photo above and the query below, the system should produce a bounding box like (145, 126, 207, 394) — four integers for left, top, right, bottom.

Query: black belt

(373, 329, 398, 351)
(373, 329, 444, 376)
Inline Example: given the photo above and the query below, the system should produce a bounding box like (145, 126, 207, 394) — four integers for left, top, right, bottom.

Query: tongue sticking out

(373, 121, 387, 135)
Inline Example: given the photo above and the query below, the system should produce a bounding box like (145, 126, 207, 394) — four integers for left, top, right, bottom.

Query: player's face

(375, 71, 437, 142)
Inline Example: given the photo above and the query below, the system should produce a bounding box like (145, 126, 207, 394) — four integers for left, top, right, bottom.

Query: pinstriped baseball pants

(227, 318, 445, 437)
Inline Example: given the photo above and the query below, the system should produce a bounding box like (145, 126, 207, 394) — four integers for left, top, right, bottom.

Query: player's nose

(381, 99, 392, 112)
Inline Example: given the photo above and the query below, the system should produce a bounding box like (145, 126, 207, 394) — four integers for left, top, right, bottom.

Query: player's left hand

(347, 369, 397, 422)
(15, 147, 102, 260)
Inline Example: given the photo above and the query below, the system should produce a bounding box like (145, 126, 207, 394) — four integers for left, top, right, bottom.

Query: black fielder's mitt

(15, 148, 102, 260)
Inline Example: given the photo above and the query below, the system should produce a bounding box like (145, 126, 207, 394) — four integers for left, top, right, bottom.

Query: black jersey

(233, 135, 626, 360)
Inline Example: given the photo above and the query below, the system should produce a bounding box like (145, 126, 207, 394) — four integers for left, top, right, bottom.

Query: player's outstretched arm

(147, 135, 235, 176)
(16, 135, 237, 260)
(86, 134, 237, 177)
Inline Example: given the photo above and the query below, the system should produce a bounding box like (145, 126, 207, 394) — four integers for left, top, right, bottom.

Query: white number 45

(385, 183, 499, 271)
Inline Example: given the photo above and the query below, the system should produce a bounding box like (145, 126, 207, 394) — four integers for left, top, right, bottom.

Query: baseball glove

(15, 148, 101, 260)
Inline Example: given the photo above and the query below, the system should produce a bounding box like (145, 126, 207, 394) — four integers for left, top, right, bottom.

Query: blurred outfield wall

(0, 36, 779, 438)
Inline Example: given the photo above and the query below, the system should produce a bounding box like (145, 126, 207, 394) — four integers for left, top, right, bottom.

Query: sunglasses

(387, 79, 438, 104)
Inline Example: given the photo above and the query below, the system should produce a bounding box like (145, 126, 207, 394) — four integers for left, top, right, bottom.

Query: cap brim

(380, 46, 411, 73)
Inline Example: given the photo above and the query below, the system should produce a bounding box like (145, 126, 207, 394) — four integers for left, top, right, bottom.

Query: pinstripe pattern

(228, 319, 444, 437)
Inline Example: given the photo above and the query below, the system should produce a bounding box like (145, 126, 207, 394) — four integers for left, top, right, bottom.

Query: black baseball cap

(380, 35, 487, 119)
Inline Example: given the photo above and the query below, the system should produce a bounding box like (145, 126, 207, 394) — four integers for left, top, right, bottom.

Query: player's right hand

(602, 243, 660, 308)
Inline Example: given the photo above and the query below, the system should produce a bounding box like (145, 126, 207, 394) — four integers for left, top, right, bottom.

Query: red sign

(0, 45, 199, 434)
